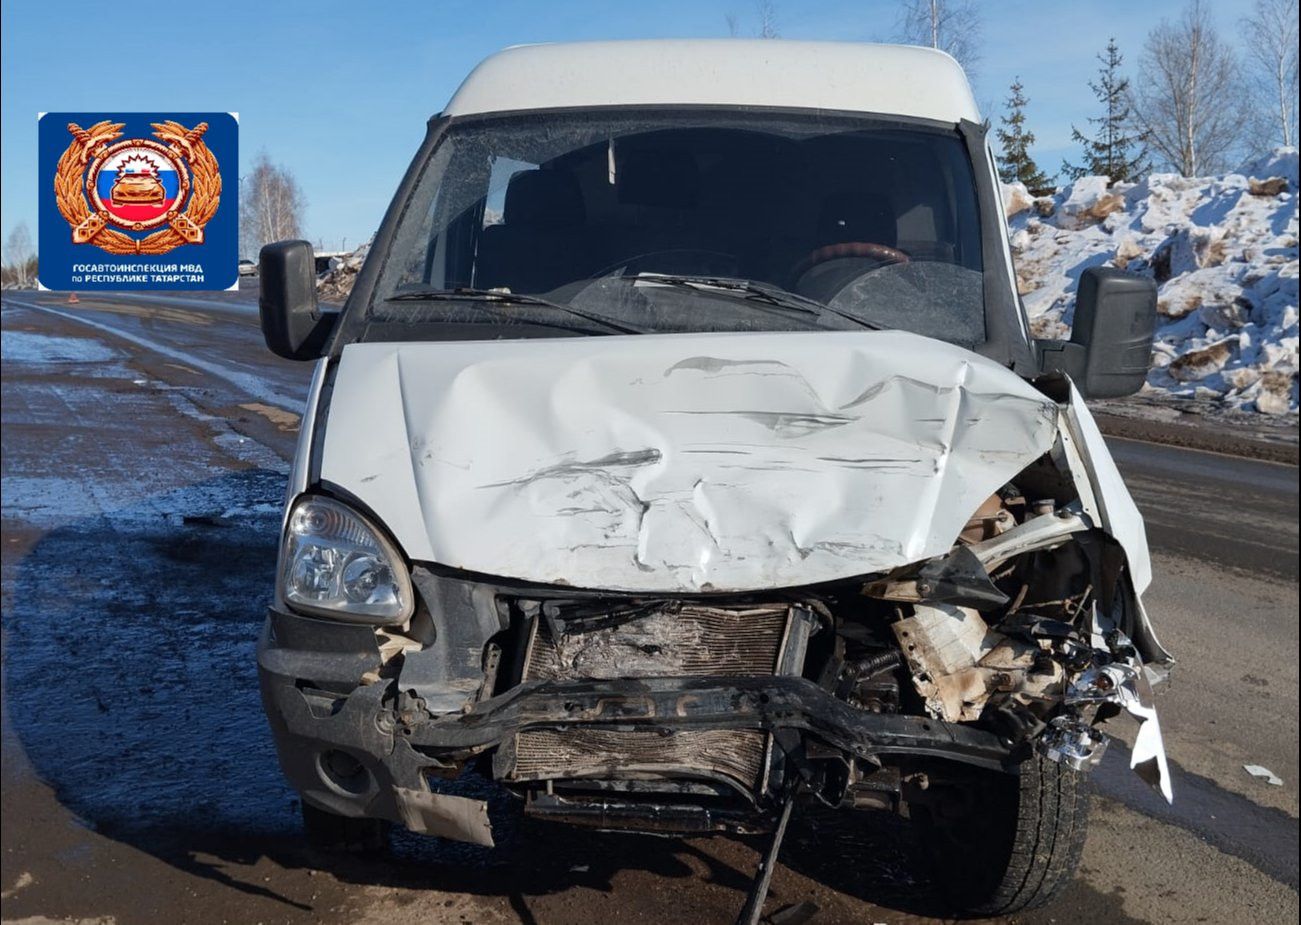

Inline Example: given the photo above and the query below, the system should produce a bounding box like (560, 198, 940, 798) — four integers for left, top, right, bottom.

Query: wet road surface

(1, 288, 1297, 925)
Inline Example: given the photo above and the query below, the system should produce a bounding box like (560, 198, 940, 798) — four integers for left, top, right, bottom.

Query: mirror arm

(1035, 338, 1088, 382)
(298, 307, 340, 358)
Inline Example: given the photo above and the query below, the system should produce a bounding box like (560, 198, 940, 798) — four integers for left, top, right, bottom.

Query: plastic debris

(1244, 764, 1284, 786)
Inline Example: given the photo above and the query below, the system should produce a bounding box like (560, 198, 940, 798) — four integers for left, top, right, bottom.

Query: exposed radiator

(509, 601, 814, 795)
(522, 602, 799, 681)
(513, 727, 770, 792)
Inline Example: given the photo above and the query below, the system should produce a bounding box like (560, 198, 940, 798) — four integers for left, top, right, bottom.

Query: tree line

(729, 0, 1298, 190)
(954, 0, 1296, 190)
(5, 0, 1297, 280)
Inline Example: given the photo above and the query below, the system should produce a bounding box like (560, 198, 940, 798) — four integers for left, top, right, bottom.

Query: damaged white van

(257, 40, 1172, 918)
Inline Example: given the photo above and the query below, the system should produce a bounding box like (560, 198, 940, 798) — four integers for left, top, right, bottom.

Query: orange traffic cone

(67, 292, 79, 304)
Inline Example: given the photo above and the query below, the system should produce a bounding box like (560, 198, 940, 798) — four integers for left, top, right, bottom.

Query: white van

(256, 40, 1171, 918)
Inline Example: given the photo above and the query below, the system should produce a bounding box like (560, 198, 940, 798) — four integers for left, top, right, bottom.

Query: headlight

(278, 495, 413, 624)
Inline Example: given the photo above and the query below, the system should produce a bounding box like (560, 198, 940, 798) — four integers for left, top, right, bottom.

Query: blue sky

(0, 0, 1256, 253)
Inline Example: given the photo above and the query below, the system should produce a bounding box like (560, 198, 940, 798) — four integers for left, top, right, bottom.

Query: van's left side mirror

(1036, 267, 1157, 399)
(259, 240, 338, 361)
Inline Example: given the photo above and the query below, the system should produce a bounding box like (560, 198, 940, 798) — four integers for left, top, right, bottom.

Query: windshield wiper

(386, 287, 645, 335)
(630, 275, 883, 330)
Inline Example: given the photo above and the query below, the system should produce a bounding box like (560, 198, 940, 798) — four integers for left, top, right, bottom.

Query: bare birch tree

(240, 152, 306, 258)
(1130, 0, 1243, 176)
(726, 1, 779, 38)
(3, 222, 34, 289)
(895, 0, 982, 75)
(1242, 0, 1299, 148)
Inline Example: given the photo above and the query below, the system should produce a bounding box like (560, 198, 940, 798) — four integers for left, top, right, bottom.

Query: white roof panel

(443, 40, 980, 123)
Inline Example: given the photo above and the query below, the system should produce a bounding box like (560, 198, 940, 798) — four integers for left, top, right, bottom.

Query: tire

(301, 801, 390, 854)
(919, 753, 1091, 915)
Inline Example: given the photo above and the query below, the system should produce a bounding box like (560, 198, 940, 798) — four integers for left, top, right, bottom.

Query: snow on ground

(316, 239, 371, 302)
(1006, 148, 1299, 415)
(0, 329, 121, 365)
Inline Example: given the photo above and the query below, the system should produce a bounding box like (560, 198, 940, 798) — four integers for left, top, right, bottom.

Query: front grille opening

(511, 726, 771, 795)
(520, 601, 804, 682)
(492, 598, 816, 801)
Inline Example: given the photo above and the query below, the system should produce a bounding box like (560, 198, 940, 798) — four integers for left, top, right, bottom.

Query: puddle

(3, 470, 295, 837)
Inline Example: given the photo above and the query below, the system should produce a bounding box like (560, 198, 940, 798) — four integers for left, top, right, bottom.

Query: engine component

(1067, 636, 1172, 802)
(892, 603, 1063, 722)
(1037, 714, 1108, 770)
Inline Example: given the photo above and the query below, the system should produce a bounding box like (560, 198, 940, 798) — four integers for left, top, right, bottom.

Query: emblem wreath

(54, 120, 221, 255)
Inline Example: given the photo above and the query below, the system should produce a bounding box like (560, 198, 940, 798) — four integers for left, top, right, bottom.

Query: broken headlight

(278, 495, 413, 625)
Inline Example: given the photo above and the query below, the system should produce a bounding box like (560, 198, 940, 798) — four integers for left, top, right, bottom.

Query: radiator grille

(513, 601, 805, 794)
(512, 727, 769, 791)
(523, 603, 792, 681)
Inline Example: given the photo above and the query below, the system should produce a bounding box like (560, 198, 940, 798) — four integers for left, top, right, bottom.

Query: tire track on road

(3, 296, 301, 413)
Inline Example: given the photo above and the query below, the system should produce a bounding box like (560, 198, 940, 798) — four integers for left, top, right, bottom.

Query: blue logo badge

(39, 111, 238, 290)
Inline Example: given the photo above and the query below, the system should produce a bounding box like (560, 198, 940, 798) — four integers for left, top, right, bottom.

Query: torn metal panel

(892, 603, 1061, 722)
(393, 787, 495, 846)
(1050, 384, 1170, 670)
(1057, 384, 1152, 592)
(1067, 656, 1173, 803)
(320, 330, 1059, 592)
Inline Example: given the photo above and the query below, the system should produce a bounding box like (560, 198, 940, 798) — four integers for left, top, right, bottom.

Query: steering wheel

(793, 241, 910, 277)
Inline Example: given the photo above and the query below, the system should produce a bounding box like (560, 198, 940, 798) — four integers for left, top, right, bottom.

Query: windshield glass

(374, 109, 986, 344)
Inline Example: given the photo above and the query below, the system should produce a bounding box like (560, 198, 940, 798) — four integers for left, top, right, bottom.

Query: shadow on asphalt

(0, 467, 982, 920)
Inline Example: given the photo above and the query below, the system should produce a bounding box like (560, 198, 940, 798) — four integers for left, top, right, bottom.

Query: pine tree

(1062, 39, 1149, 183)
(996, 78, 1052, 192)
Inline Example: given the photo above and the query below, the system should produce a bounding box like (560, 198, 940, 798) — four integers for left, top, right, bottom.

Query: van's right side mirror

(1036, 267, 1157, 399)
(259, 240, 338, 361)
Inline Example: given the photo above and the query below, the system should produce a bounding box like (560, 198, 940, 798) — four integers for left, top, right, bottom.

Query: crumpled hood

(320, 330, 1060, 592)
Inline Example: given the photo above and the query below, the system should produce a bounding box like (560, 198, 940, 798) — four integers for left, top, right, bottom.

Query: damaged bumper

(259, 607, 1012, 846)
(260, 520, 1173, 853)
(258, 615, 497, 846)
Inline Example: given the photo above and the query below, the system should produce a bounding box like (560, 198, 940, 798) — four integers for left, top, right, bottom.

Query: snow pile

(1007, 147, 1299, 414)
(316, 238, 371, 302)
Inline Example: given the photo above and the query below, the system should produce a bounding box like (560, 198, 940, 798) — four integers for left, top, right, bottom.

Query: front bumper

(258, 608, 1012, 845)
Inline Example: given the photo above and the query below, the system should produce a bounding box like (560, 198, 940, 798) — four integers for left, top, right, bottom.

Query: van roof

(441, 40, 980, 124)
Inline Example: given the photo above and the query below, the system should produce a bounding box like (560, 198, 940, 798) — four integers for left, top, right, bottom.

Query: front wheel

(918, 753, 1091, 915)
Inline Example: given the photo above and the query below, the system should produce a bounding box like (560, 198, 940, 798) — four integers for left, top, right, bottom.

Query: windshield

(374, 109, 986, 344)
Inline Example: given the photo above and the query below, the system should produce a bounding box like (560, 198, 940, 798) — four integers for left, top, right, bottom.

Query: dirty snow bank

(1006, 148, 1299, 415)
(316, 239, 371, 302)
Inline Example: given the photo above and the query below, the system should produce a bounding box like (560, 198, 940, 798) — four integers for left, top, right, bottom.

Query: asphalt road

(1, 288, 1297, 925)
